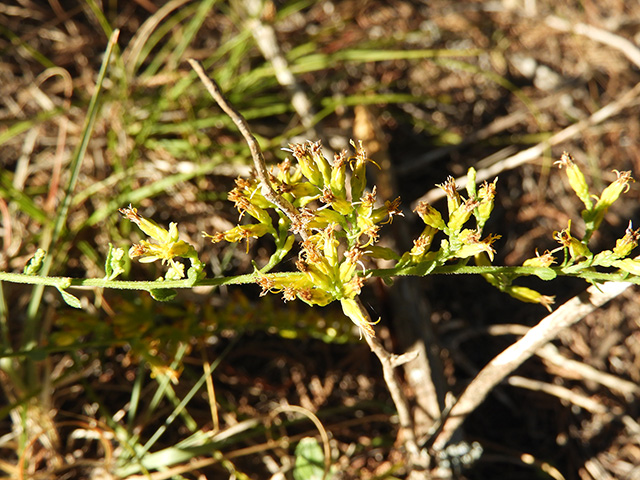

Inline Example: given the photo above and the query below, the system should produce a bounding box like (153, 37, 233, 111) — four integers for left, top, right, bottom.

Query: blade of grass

(0, 108, 63, 147)
(168, 0, 219, 70)
(138, 340, 230, 456)
(126, 362, 146, 433)
(82, 154, 226, 227)
(123, 0, 193, 77)
(0, 171, 52, 226)
(24, 29, 120, 353)
(0, 25, 55, 68)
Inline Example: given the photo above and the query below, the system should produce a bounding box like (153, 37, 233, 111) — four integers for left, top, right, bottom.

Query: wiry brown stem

(188, 59, 308, 241)
(358, 299, 428, 471)
(431, 281, 632, 451)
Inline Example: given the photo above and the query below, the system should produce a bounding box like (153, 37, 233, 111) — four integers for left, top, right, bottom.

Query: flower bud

(371, 197, 403, 225)
(523, 251, 555, 268)
(455, 232, 498, 261)
(476, 179, 497, 228)
(556, 152, 592, 209)
(119, 205, 174, 243)
(613, 222, 639, 257)
(322, 225, 339, 266)
(613, 258, 640, 276)
(350, 140, 374, 201)
(553, 222, 592, 261)
(504, 285, 555, 312)
(415, 201, 446, 230)
(308, 140, 332, 186)
(330, 150, 348, 199)
(437, 176, 462, 216)
(24, 248, 46, 275)
(340, 298, 378, 338)
(447, 198, 479, 234)
(587, 170, 635, 230)
(290, 142, 324, 186)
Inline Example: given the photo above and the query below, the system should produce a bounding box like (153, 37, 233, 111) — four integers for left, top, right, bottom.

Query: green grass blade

(24, 29, 121, 347)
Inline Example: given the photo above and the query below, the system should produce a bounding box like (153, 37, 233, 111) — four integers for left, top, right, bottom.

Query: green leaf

(56, 287, 82, 309)
(293, 437, 329, 480)
(25, 348, 47, 361)
(186, 259, 205, 286)
(366, 245, 401, 261)
(105, 243, 126, 280)
(532, 268, 557, 281)
(150, 288, 177, 302)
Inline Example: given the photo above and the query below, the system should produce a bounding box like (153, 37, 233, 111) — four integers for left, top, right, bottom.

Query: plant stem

(188, 59, 309, 241)
(6, 265, 637, 296)
(358, 299, 428, 470)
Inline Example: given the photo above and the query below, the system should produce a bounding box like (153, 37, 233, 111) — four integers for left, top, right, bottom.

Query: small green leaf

(186, 259, 205, 286)
(56, 287, 82, 309)
(25, 348, 47, 361)
(532, 268, 557, 281)
(150, 288, 177, 302)
(293, 437, 329, 480)
(105, 243, 126, 280)
(366, 245, 401, 261)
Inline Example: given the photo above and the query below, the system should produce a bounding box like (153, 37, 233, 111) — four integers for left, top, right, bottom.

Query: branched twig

(188, 59, 309, 241)
(431, 281, 633, 451)
(357, 299, 428, 470)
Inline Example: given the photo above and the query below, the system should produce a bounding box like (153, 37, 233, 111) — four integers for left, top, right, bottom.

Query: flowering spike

(120, 205, 203, 280)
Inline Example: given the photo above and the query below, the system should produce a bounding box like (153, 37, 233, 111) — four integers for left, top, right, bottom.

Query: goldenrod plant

(5, 122, 639, 339)
(2, 58, 639, 479)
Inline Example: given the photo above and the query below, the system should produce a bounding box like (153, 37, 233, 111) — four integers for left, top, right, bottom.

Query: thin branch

(431, 281, 633, 451)
(358, 299, 428, 470)
(536, 343, 640, 396)
(413, 81, 640, 207)
(188, 59, 308, 241)
(242, 0, 317, 134)
(507, 376, 607, 414)
(545, 16, 640, 70)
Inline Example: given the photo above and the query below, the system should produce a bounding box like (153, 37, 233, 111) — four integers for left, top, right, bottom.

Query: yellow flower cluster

(205, 140, 400, 337)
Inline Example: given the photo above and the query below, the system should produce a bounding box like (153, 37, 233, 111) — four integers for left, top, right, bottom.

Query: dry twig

(413, 81, 640, 207)
(357, 299, 428, 470)
(545, 16, 640, 70)
(507, 376, 608, 414)
(188, 59, 309, 241)
(431, 281, 633, 451)
(242, 0, 317, 135)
